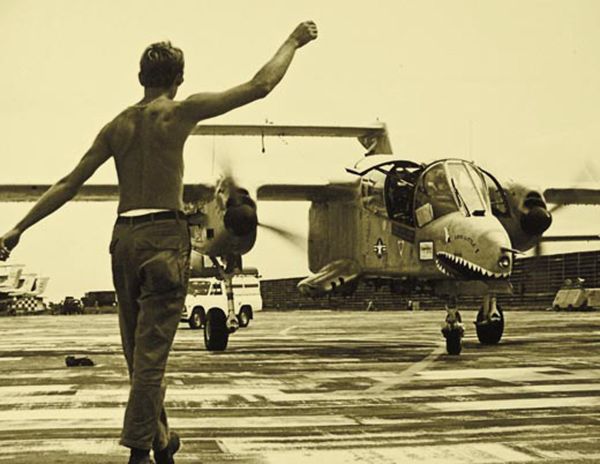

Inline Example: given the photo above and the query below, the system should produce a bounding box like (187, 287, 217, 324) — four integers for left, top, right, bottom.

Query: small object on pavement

(65, 355, 95, 367)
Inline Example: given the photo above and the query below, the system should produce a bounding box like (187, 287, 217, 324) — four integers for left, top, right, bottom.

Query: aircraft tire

(475, 306, 504, 345)
(445, 330, 462, 355)
(204, 308, 229, 351)
(189, 307, 205, 330)
(238, 306, 251, 328)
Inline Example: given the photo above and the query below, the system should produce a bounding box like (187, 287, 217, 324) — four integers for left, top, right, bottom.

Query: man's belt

(116, 210, 186, 225)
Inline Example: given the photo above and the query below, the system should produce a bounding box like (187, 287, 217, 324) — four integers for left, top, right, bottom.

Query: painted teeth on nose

(436, 261, 450, 276)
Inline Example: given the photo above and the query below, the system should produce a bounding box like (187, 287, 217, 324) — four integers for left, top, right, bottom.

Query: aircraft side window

(415, 203, 434, 227)
(360, 171, 387, 217)
(414, 164, 457, 226)
(481, 170, 509, 217)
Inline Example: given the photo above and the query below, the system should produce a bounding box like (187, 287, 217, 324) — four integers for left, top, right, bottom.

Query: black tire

(238, 306, 252, 328)
(204, 308, 229, 351)
(475, 305, 504, 345)
(446, 330, 462, 355)
(189, 307, 205, 330)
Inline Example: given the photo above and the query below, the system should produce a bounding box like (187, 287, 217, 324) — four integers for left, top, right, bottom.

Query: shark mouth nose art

(435, 251, 510, 279)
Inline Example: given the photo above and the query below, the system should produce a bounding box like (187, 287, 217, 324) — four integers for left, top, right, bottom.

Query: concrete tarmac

(0, 309, 599, 463)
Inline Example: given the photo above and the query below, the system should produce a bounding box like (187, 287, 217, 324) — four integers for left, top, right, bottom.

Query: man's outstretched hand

(0, 229, 21, 261)
(289, 21, 318, 48)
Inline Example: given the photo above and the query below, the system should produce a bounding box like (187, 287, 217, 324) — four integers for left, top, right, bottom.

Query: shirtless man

(0, 21, 317, 464)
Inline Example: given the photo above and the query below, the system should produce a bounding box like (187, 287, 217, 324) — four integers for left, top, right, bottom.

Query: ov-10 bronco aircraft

(249, 123, 600, 355)
(1, 123, 599, 355)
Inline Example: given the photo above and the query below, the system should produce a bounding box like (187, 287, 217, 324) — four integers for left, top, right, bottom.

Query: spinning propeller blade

(258, 222, 306, 251)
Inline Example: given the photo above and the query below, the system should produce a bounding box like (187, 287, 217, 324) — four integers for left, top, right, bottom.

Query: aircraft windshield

(188, 280, 211, 296)
(414, 161, 490, 227)
(445, 162, 488, 215)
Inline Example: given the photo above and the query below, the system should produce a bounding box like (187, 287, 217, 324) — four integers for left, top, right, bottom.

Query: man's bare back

(107, 99, 192, 214)
(0, 20, 317, 258)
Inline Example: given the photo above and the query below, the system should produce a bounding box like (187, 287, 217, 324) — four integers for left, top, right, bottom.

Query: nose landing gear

(475, 295, 504, 345)
(442, 304, 464, 355)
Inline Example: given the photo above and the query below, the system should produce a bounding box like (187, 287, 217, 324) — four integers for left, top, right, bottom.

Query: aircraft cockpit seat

(386, 167, 418, 225)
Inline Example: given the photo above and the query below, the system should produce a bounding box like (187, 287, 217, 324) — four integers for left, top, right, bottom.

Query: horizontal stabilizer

(191, 123, 393, 154)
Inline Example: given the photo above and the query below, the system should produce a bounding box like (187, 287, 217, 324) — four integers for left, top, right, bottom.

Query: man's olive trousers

(109, 216, 190, 450)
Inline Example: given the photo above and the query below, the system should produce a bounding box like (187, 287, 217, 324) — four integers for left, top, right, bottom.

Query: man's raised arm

(178, 20, 318, 123)
(0, 127, 113, 260)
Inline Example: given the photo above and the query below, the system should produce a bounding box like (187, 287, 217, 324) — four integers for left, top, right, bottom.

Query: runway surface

(0, 309, 600, 463)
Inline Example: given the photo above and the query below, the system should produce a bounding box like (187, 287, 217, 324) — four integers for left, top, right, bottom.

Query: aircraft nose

(479, 229, 513, 272)
(224, 204, 258, 237)
(437, 216, 514, 279)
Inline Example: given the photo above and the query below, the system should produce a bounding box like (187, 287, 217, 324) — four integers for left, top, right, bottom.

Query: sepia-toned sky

(1, 0, 600, 300)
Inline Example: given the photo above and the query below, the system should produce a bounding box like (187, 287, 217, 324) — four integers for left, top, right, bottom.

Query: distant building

(0, 265, 49, 314)
(81, 290, 117, 308)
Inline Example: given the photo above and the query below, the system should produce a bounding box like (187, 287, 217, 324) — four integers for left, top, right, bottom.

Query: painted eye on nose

(498, 256, 511, 269)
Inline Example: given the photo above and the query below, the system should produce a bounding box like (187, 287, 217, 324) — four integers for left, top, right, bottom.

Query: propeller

(216, 155, 258, 237)
(216, 155, 306, 249)
(258, 222, 307, 251)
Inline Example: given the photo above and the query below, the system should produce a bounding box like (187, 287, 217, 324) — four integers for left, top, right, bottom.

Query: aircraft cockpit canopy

(414, 160, 491, 227)
(356, 158, 423, 224)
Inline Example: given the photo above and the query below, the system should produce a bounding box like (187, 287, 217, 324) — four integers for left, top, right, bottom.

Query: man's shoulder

(102, 108, 136, 136)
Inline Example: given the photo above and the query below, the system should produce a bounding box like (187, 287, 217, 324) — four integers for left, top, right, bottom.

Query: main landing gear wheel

(238, 307, 251, 328)
(204, 308, 229, 351)
(445, 330, 463, 355)
(475, 306, 504, 345)
(442, 309, 464, 355)
(188, 307, 205, 330)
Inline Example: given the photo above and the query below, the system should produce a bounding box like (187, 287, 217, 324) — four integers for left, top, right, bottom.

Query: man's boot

(128, 448, 153, 464)
(154, 431, 180, 464)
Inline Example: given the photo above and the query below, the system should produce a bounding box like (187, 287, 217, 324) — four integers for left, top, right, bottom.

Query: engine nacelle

(497, 181, 552, 251)
(190, 177, 259, 259)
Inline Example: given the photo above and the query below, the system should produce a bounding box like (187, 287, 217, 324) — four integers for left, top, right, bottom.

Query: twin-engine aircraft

(209, 123, 600, 354)
(1, 123, 599, 354)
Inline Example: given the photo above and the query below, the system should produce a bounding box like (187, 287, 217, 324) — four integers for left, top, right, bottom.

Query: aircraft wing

(541, 234, 600, 243)
(0, 184, 215, 203)
(544, 187, 600, 206)
(0, 185, 119, 202)
(257, 182, 358, 202)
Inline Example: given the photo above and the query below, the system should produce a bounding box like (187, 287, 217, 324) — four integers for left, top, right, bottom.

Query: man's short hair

(139, 41, 184, 88)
